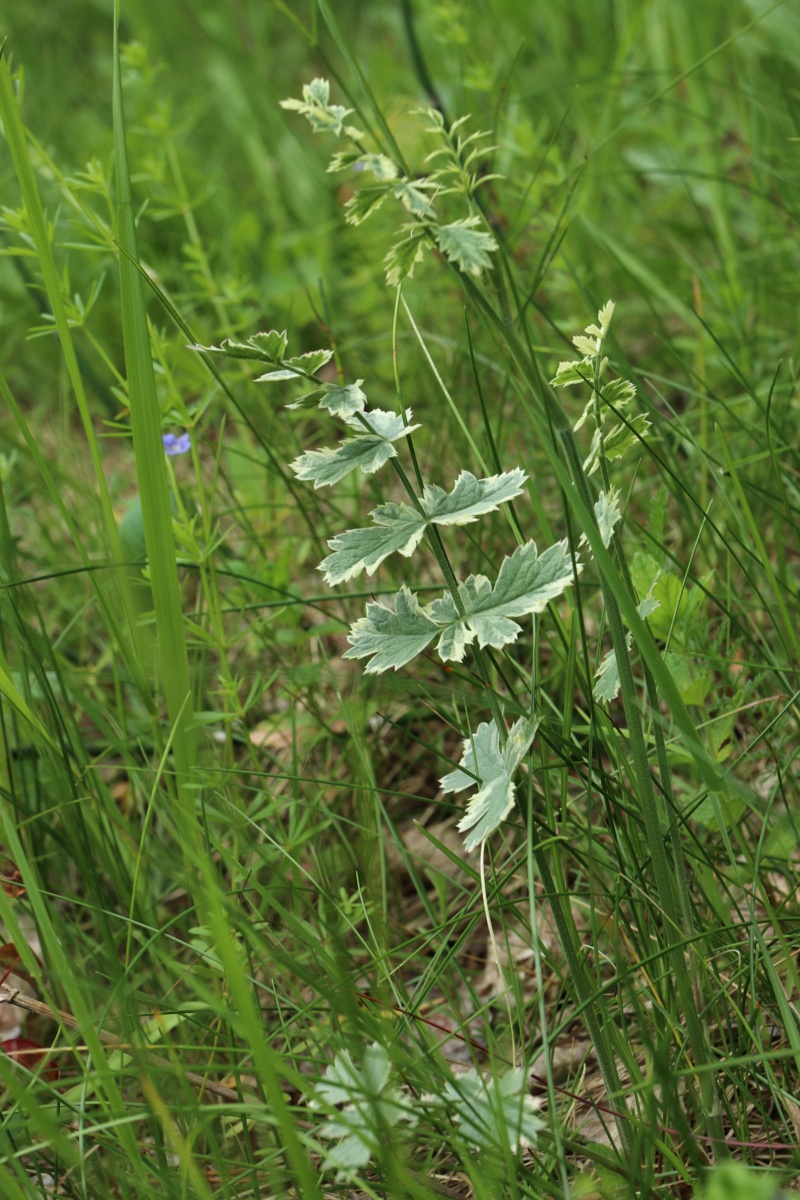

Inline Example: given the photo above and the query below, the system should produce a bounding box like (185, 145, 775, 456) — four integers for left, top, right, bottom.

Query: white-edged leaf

(355, 153, 399, 181)
(317, 380, 367, 418)
(593, 592, 660, 702)
(284, 388, 327, 410)
(600, 377, 637, 409)
(420, 468, 526, 525)
(291, 409, 419, 488)
(573, 334, 601, 357)
(434, 217, 497, 275)
(345, 186, 392, 225)
(327, 150, 363, 173)
(638, 594, 660, 619)
(320, 505, 427, 585)
(392, 178, 438, 218)
(385, 229, 427, 287)
(594, 487, 622, 548)
(280, 78, 353, 137)
(343, 407, 419, 438)
(442, 1067, 543, 1153)
(593, 647, 622, 702)
(319, 470, 525, 587)
(573, 374, 632, 432)
(344, 586, 438, 673)
(584, 412, 651, 474)
(255, 348, 334, 382)
(291, 437, 397, 487)
(429, 539, 577, 661)
(551, 357, 593, 389)
(597, 299, 615, 334)
(441, 717, 539, 851)
(189, 330, 288, 363)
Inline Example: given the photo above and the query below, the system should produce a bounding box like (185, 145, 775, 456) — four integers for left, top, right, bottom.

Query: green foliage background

(0, 1, 799, 1197)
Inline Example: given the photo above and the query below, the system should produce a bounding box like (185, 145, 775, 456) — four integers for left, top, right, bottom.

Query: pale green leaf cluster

(441, 717, 539, 852)
(279, 77, 362, 139)
(308, 1043, 540, 1180)
(442, 1066, 544, 1152)
(280, 78, 499, 286)
(423, 109, 502, 198)
(550, 301, 650, 476)
(308, 1043, 417, 1181)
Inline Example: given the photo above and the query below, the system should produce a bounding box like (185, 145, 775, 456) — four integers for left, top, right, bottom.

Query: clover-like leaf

(344, 585, 439, 672)
(429, 539, 577, 662)
(441, 717, 539, 851)
(442, 1067, 543, 1153)
(320, 504, 427, 585)
(434, 217, 498, 275)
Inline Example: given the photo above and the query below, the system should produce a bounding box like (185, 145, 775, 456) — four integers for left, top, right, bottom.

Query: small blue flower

(163, 432, 191, 456)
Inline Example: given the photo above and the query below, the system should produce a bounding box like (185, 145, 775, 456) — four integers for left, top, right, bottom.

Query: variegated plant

(192, 326, 581, 852)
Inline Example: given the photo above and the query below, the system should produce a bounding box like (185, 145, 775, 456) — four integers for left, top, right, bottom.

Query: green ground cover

(0, 1, 799, 1196)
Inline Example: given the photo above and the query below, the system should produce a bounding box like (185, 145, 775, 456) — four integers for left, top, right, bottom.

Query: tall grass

(0, 1, 798, 1197)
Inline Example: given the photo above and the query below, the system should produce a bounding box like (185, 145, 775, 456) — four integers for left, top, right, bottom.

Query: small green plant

(192, 324, 578, 853)
(280, 76, 500, 287)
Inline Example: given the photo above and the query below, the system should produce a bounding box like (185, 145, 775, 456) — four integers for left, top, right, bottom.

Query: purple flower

(163, 432, 191, 456)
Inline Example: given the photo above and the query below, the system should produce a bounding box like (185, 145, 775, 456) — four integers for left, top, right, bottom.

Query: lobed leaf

(420, 467, 526, 525)
(344, 585, 439, 672)
(190, 330, 288, 363)
(345, 185, 391, 226)
(593, 593, 661, 702)
(441, 717, 539, 851)
(594, 486, 622, 548)
(392, 178, 438, 218)
(385, 229, 427, 287)
(291, 409, 419, 488)
(320, 469, 526, 586)
(309, 1044, 416, 1182)
(584, 412, 651, 474)
(430, 539, 577, 662)
(443, 1067, 543, 1153)
(434, 216, 498, 275)
(320, 504, 427, 585)
(279, 78, 354, 137)
(256, 348, 334, 381)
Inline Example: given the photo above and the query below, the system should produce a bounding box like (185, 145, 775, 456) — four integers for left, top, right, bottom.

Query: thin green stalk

(112, 4, 197, 828)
